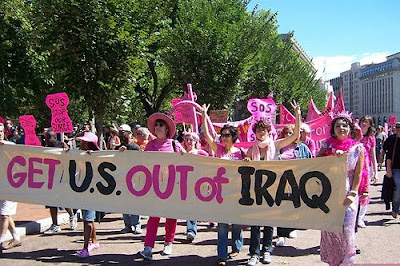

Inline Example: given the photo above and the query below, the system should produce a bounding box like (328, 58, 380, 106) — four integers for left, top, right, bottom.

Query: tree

(30, 0, 161, 134)
(238, 25, 326, 119)
(133, 0, 274, 116)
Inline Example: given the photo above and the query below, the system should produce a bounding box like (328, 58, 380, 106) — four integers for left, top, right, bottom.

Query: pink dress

(320, 143, 363, 266)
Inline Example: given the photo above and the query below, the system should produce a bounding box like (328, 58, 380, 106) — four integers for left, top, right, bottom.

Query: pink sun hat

(147, 113, 176, 139)
(76, 131, 100, 149)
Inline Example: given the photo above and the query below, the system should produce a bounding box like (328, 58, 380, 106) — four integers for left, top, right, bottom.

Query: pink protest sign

(389, 116, 396, 126)
(45, 92, 73, 133)
(19, 115, 41, 146)
(307, 115, 333, 152)
(180, 85, 197, 125)
(171, 99, 184, 123)
(247, 98, 277, 142)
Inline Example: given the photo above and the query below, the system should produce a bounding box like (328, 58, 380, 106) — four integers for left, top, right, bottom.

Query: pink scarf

(252, 138, 276, 161)
(324, 137, 370, 205)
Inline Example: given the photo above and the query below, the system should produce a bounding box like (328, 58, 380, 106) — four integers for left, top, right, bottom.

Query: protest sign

(209, 110, 229, 123)
(19, 115, 41, 146)
(247, 98, 278, 141)
(45, 92, 73, 133)
(171, 99, 184, 123)
(389, 116, 396, 126)
(0, 145, 347, 233)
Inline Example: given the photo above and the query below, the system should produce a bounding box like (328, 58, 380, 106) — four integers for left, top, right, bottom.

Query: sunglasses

(221, 133, 232, 138)
(155, 122, 166, 127)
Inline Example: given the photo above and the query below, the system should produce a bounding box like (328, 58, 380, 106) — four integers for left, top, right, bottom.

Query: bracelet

(346, 195, 356, 203)
(348, 190, 357, 196)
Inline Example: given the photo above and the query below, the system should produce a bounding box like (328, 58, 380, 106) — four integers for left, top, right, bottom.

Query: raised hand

(290, 100, 301, 116)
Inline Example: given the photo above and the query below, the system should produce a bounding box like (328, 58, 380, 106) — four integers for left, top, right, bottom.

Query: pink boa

(324, 137, 370, 205)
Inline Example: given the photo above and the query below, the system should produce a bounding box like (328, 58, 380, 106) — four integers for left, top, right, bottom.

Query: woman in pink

(201, 104, 245, 266)
(357, 115, 376, 228)
(182, 132, 209, 156)
(317, 114, 367, 266)
(182, 132, 209, 242)
(139, 113, 185, 261)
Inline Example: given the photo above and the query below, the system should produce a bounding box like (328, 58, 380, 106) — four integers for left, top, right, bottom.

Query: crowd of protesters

(0, 105, 399, 266)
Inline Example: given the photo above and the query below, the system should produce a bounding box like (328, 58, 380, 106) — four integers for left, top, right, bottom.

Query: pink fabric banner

(19, 115, 41, 146)
(307, 115, 333, 152)
(279, 104, 295, 124)
(45, 92, 73, 133)
(305, 98, 321, 122)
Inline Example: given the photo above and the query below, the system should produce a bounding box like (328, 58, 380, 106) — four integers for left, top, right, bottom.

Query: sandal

(3, 240, 22, 250)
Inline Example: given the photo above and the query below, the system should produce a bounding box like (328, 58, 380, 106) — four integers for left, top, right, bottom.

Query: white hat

(119, 124, 131, 132)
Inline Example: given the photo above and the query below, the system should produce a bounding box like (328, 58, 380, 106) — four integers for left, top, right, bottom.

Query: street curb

(4, 213, 70, 242)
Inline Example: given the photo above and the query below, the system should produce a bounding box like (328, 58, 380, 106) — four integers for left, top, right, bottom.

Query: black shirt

(386, 135, 400, 169)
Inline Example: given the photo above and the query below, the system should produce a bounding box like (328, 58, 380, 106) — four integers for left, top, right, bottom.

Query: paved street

(1, 170, 399, 265)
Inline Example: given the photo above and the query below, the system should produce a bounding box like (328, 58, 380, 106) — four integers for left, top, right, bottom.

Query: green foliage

(1, 0, 327, 132)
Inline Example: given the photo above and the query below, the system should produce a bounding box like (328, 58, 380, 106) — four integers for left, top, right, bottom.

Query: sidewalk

(5, 203, 70, 241)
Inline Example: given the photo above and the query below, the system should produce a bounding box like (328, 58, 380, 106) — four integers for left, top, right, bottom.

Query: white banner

(0, 145, 347, 233)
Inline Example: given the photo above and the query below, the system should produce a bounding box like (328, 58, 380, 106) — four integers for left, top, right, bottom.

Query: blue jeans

(123, 214, 140, 227)
(392, 169, 400, 214)
(186, 220, 197, 235)
(217, 223, 243, 259)
(249, 226, 273, 256)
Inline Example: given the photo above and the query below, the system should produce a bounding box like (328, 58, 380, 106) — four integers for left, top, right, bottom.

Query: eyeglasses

(155, 123, 165, 128)
(221, 133, 232, 138)
(185, 138, 195, 142)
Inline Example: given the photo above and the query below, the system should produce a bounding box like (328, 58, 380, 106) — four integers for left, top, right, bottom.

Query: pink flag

(280, 104, 295, 124)
(321, 92, 334, 116)
(306, 98, 321, 122)
(19, 115, 41, 146)
(333, 91, 345, 114)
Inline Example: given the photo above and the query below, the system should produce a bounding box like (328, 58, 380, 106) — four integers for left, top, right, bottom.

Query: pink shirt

(279, 144, 297, 160)
(145, 138, 184, 152)
(216, 144, 244, 160)
(360, 135, 375, 168)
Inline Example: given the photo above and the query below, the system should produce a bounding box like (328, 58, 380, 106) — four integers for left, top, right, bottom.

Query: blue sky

(248, 0, 400, 80)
